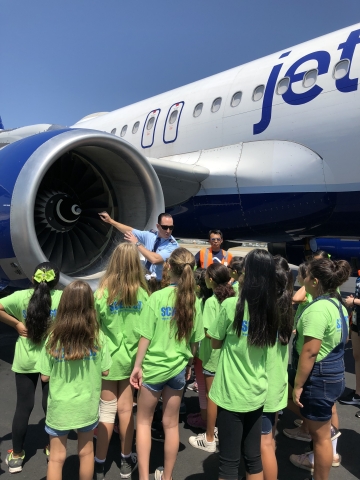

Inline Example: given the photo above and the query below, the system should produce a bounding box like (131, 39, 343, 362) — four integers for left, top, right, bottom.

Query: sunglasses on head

(160, 224, 174, 231)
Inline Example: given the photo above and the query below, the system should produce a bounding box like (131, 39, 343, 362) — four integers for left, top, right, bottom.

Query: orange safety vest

(199, 248, 231, 268)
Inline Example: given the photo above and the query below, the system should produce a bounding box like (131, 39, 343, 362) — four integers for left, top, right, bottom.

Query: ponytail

(169, 248, 196, 342)
(207, 263, 235, 304)
(26, 262, 60, 344)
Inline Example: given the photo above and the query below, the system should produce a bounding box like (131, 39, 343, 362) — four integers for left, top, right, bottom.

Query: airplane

(1, 22, 360, 291)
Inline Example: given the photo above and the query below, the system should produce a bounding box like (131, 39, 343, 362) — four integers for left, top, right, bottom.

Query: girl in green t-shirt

(93, 243, 149, 479)
(228, 256, 244, 295)
(189, 263, 235, 453)
(130, 247, 204, 480)
(38, 280, 111, 480)
(208, 249, 281, 480)
(0, 262, 61, 474)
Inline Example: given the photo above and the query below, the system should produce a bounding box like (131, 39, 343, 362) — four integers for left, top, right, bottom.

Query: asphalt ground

(1, 320, 360, 480)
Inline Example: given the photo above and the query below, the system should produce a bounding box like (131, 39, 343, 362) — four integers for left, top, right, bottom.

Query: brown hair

(46, 281, 99, 361)
(97, 243, 148, 306)
(168, 247, 197, 342)
(206, 263, 235, 303)
(160, 260, 171, 289)
(307, 258, 351, 298)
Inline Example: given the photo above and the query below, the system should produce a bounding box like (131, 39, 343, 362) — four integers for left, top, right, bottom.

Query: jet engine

(0, 128, 164, 291)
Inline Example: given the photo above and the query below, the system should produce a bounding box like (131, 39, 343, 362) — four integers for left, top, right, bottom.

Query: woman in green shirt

(93, 243, 149, 480)
(130, 247, 204, 480)
(0, 262, 61, 474)
(208, 249, 281, 480)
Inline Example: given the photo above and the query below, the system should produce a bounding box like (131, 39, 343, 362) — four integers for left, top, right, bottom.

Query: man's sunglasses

(160, 224, 174, 231)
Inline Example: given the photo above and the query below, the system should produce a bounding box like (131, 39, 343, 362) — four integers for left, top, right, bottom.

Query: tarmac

(1, 244, 360, 479)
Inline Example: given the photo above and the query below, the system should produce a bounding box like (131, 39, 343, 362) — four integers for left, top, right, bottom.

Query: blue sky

(1, 0, 359, 128)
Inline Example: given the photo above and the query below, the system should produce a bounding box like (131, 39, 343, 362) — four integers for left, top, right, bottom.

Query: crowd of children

(0, 244, 353, 480)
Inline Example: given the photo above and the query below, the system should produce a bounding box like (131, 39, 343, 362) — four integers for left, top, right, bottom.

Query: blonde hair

(47, 280, 99, 361)
(97, 243, 149, 306)
(168, 247, 196, 342)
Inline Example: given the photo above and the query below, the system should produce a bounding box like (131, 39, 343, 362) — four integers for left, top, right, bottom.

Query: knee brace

(99, 398, 117, 423)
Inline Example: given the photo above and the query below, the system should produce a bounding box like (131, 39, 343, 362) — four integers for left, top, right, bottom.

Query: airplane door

(163, 102, 184, 144)
(141, 109, 161, 149)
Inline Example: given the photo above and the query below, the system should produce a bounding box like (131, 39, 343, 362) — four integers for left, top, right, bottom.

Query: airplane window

(169, 110, 178, 125)
(333, 59, 350, 80)
(211, 97, 222, 113)
(231, 92, 242, 107)
(120, 125, 127, 137)
(253, 85, 265, 101)
(276, 77, 290, 95)
(193, 103, 203, 118)
(111, 128, 117, 135)
(132, 121, 140, 134)
(147, 117, 155, 130)
(303, 69, 318, 88)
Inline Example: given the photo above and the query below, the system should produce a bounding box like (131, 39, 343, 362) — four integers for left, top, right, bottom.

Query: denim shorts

(45, 419, 98, 437)
(261, 412, 276, 434)
(300, 375, 345, 422)
(142, 367, 186, 392)
(203, 368, 215, 377)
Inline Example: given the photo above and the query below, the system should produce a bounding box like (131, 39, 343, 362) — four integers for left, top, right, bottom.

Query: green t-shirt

(208, 298, 267, 412)
(95, 287, 149, 380)
(135, 286, 204, 384)
(264, 340, 288, 412)
(294, 292, 312, 329)
(36, 331, 112, 430)
(198, 295, 220, 373)
(296, 297, 349, 362)
(232, 282, 239, 295)
(0, 289, 63, 374)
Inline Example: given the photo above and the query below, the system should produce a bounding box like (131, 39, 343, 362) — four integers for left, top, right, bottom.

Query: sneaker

(283, 426, 311, 441)
(120, 453, 138, 479)
(187, 415, 207, 430)
(5, 449, 25, 473)
(290, 452, 341, 473)
(93, 461, 105, 480)
(188, 432, 216, 453)
(214, 426, 219, 444)
(187, 381, 198, 392)
(339, 389, 360, 405)
(154, 466, 164, 480)
(294, 418, 303, 427)
(151, 426, 165, 442)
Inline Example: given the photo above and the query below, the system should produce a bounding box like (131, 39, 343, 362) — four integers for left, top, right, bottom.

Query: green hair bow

(34, 269, 56, 283)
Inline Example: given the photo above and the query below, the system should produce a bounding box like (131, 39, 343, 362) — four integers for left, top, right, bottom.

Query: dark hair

(275, 263, 293, 345)
(273, 255, 293, 293)
(307, 258, 351, 300)
(144, 268, 160, 294)
(230, 259, 245, 276)
(26, 262, 60, 345)
(194, 268, 212, 304)
(47, 281, 99, 360)
(313, 250, 329, 259)
(208, 229, 223, 239)
(158, 213, 173, 224)
(298, 262, 308, 280)
(229, 256, 243, 267)
(233, 249, 278, 347)
(206, 264, 235, 303)
(168, 248, 197, 341)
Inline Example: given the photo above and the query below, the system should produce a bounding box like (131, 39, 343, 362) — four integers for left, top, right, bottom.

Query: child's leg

(117, 378, 135, 455)
(12, 373, 39, 455)
(95, 379, 118, 461)
(194, 358, 207, 421)
(47, 434, 67, 480)
(136, 386, 161, 480)
(204, 375, 217, 442)
(78, 430, 95, 480)
(162, 386, 183, 480)
(260, 413, 277, 480)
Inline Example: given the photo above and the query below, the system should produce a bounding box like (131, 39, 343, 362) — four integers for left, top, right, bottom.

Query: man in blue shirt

(98, 212, 178, 280)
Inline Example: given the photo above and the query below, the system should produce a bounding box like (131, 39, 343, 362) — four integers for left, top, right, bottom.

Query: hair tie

(145, 272, 157, 281)
(34, 269, 56, 283)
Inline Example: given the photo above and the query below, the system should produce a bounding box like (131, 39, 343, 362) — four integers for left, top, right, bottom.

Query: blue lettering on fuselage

(253, 29, 360, 135)
(160, 306, 176, 319)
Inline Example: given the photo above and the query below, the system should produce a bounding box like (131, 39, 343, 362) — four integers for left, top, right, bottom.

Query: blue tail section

(0, 117, 4, 130)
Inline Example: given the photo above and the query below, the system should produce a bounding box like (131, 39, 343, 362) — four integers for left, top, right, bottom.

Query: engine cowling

(0, 128, 164, 291)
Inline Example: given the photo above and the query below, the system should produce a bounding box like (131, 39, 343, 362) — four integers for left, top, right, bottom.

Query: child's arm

(211, 339, 223, 349)
(102, 370, 109, 377)
(0, 304, 27, 337)
(41, 375, 50, 382)
(293, 286, 306, 304)
(130, 337, 150, 389)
